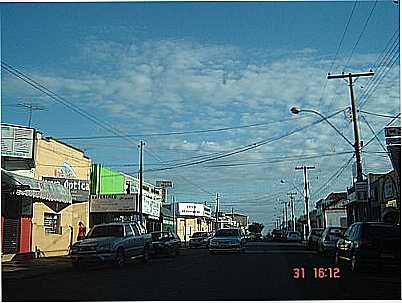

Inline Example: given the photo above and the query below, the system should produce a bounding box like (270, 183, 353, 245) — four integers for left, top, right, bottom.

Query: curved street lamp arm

(302, 109, 355, 147)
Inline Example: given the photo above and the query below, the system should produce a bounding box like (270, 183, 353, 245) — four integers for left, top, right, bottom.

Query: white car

(287, 231, 302, 242)
(71, 222, 152, 268)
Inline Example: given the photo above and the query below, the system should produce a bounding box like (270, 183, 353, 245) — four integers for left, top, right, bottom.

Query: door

(2, 218, 20, 254)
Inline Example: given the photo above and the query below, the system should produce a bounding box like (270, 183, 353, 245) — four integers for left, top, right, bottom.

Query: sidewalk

(2, 255, 73, 280)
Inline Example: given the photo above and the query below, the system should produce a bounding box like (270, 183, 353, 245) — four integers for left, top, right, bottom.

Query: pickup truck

(71, 222, 152, 268)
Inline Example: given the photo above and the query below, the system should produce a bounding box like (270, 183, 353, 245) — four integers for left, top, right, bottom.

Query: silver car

(71, 222, 152, 268)
(208, 228, 245, 254)
(317, 227, 346, 256)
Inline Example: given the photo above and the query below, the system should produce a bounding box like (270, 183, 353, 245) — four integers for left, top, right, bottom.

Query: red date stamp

(292, 267, 341, 279)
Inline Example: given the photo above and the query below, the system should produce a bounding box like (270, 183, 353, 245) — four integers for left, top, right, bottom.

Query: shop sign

(90, 194, 138, 213)
(43, 177, 90, 202)
(143, 196, 160, 218)
(156, 180, 173, 188)
(177, 203, 209, 217)
(385, 126, 401, 138)
(54, 161, 78, 178)
(386, 200, 397, 208)
(1, 124, 35, 159)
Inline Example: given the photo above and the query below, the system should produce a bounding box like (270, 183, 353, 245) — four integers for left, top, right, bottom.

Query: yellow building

(32, 133, 91, 257)
(173, 202, 214, 243)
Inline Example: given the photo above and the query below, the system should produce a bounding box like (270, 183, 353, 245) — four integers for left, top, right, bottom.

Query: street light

(290, 106, 354, 147)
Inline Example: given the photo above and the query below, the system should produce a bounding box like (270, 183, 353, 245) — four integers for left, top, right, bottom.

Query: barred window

(44, 213, 62, 234)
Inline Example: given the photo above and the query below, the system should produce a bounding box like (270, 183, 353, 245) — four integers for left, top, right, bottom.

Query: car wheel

(142, 246, 150, 263)
(115, 248, 126, 268)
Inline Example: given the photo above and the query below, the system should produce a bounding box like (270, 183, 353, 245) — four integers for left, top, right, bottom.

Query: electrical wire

(358, 110, 400, 119)
(342, 0, 378, 72)
(55, 116, 307, 140)
(144, 108, 347, 173)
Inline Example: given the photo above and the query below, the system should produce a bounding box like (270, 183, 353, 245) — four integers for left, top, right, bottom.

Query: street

(2, 242, 400, 301)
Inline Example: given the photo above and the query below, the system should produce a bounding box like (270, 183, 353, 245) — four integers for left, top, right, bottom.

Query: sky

(1, 1, 400, 232)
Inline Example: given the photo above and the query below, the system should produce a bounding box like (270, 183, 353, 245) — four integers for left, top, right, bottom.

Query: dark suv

(335, 222, 401, 272)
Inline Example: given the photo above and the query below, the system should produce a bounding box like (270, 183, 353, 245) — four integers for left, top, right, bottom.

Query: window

(44, 213, 62, 234)
(125, 224, 134, 237)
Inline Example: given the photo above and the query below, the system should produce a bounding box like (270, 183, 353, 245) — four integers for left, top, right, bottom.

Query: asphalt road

(2, 241, 401, 301)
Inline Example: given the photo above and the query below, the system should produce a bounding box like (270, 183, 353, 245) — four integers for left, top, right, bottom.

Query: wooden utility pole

(215, 193, 219, 230)
(295, 165, 315, 239)
(138, 140, 145, 225)
(327, 71, 374, 182)
(287, 192, 297, 232)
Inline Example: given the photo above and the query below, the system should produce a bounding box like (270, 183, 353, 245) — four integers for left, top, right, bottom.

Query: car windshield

(152, 232, 170, 241)
(215, 229, 239, 237)
(328, 228, 346, 235)
(87, 225, 124, 238)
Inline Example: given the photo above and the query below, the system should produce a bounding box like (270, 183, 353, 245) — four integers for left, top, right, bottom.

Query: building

(224, 212, 249, 231)
(368, 170, 400, 223)
(167, 202, 213, 243)
(315, 192, 348, 228)
(346, 180, 369, 226)
(1, 124, 91, 259)
(89, 165, 162, 232)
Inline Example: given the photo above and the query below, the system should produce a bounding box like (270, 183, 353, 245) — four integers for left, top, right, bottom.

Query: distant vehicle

(150, 231, 181, 256)
(250, 233, 263, 242)
(287, 231, 302, 242)
(209, 228, 245, 254)
(272, 229, 283, 241)
(308, 228, 324, 249)
(189, 231, 212, 248)
(336, 222, 401, 272)
(318, 227, 346, 256)
(71, 222, 152, 268)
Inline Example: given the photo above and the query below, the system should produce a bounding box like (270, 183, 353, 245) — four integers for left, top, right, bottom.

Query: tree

(248, 222, 264, 234)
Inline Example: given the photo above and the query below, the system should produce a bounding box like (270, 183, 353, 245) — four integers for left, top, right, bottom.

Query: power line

(203, 151, 354, 168)
(362, 113, 401, 149)
(1, 62, 142, 148)
(144, 108, 347, 173)
(342, 0, 378, 72)
(329, 0, 358, 73)
(55, 117, 307, 140)
(358, 110, 400, 119)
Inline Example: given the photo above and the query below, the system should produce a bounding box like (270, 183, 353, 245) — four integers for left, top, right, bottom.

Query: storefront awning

(1, 169, 40, 191)
(2, 169, 72, 204)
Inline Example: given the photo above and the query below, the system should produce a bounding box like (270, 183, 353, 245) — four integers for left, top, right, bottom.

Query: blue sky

(1, 1, 400, 232)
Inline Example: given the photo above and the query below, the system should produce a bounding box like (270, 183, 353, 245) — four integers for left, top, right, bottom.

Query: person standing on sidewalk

(77, 222, 87, 241)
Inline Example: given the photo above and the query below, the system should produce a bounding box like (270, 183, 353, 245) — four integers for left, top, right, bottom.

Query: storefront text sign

(90, 194, 138, 213)
(43, 177, 90, 202)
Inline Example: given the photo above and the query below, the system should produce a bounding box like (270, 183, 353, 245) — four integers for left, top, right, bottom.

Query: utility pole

(327, 71, 374, 182)
(283, 201, 288, 231)
(287, 192, 297, 232)
(215, 193, 219, 231)
(231, 207, 234, 227)
(295, 165, 315, 240)
(138, 140, 145, 225)
(172, 196, 176, 234)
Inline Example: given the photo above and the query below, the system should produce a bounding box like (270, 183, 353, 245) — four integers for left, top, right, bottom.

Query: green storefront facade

(90, 164, 126, 195)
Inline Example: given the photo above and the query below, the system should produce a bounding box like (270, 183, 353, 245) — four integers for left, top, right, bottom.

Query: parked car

(307, 228, 324, 249)
(287, 231, 302, 242)
(70, 222, 152, 268)
(189, 231, 212, 248)
(271, 229, 283, 241)
(317, 227, 346, 256)
(335, 222, 401, 272)
(150, 231, 181, 256)
(209, 228, 245, 254)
